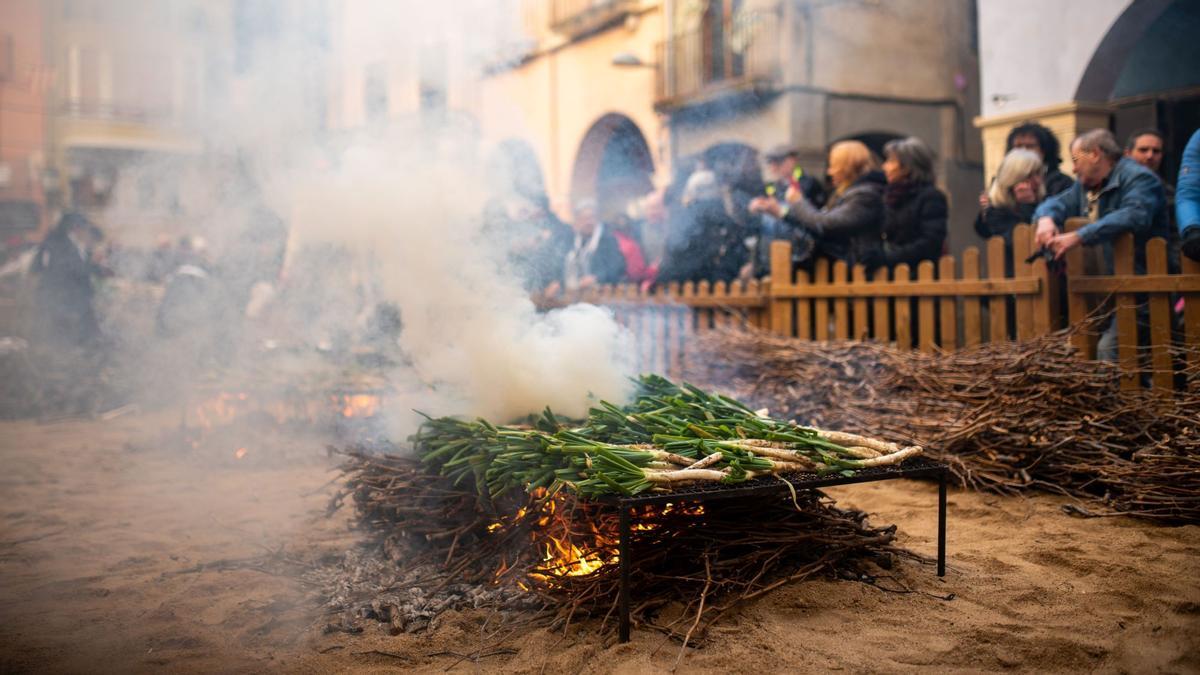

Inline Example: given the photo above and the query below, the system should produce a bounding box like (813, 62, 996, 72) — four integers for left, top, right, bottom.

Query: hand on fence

(1034, 217, 1058, 247)
(1047, 231, 1082, 260)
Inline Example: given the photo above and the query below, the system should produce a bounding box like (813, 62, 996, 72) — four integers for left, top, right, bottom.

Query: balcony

(655, 9, 781, 110)
(549, 0, 639, 38)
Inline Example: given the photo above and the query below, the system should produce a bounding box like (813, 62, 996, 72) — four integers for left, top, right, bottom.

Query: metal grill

(606, 458, 949, 642)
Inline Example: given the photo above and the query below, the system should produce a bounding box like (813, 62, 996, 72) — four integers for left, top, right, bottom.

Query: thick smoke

(98, 0, 637, 434)
(287, 143, 636, 426)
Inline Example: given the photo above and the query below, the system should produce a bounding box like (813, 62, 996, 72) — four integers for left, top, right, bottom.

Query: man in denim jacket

(1033, 129, 1168, 360)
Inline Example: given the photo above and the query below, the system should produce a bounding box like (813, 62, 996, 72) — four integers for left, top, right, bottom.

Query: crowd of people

(501, 124, 1200, 311)
(6, 123, 1200, 367)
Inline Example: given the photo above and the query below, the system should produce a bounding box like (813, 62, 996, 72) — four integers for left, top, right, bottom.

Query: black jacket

(657, 199, 748, 284)
(973, 202, 1037, 244)
(783, 171, 884, 266)
(870, 182, 948, 270)
(33, 232, 100, 346)
(1045, 169, 1074, 197)
(564, 226, 627, 286)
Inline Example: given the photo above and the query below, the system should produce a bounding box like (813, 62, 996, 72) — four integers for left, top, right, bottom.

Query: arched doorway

(570, 114, 655, 219)
(833, 131, 904, 164)
(1076, 0, 1200, 185)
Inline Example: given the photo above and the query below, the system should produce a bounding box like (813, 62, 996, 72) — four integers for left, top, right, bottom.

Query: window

(418, 43, 447, 119)
(363, 61, 388, 125)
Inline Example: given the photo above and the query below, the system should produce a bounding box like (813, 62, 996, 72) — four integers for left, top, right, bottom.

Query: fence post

(1063, 218, 1095, 358)
(1012, 224, 1036, 340)
(1112, 233, 1139, 390)
(769, 240, 793, 336)
(1145, 238, 1172, 394)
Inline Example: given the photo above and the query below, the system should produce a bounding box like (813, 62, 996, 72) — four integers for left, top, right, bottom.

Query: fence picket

(962, 247, 981, 347)
(987, 236, 1008, 343)
(696, 280, 711, 334)
(872, 266, 890, 342)
(1146, 239, 1172, 394)
(917, 261, 936, 352)
(833, 261, 850, 339)
(814, 258, 830, 340)
(852, 264, 869, 340)
(1063, 218, 1094, 359)
(939, 255, 957, 350)
(796, 269, 811, 339)
(1113, 234, 1139, 390)
(894, 264, 912, 349)
(1013, 225, 1036, 340)
(712, 280, 730, 329)
(769, 243, 793, 336)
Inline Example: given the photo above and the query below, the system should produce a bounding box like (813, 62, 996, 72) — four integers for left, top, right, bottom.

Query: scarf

(883, 180, 922, 209)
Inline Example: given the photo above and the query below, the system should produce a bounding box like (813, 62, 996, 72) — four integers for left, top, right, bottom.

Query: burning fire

(487, 494, 706, 582)
(336, 393, 381, 419)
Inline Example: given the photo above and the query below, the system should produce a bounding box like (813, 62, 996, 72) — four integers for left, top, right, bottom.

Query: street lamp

(611, 52, 656, 69)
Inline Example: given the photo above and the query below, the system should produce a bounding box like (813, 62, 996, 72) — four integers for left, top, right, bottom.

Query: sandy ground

(1, 413, 1198, 674)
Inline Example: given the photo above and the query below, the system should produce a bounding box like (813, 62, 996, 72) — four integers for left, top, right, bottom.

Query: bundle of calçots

(412, 374, 922, 500)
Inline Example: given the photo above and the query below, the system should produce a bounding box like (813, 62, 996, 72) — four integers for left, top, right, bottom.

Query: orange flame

(234, 447, 248, 460)
(337, 393, 381, 419)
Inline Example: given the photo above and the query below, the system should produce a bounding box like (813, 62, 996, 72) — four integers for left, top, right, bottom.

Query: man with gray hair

(1033, 128, 1169, 361)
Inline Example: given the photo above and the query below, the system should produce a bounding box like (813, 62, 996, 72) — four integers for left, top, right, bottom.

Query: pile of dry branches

(683, 328, 1200, 523)
(328, 449, 918, 644)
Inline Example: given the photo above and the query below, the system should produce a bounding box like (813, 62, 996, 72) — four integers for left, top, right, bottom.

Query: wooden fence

(542, 220, 1200, 393)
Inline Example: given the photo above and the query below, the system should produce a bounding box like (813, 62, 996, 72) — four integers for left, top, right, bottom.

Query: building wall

(0, 0, 49, 230)
(480, 2, 666, 209)
(977, 0, 1130, 119)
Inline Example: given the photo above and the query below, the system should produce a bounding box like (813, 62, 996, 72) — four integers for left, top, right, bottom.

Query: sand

(1, 413, 1197, 673)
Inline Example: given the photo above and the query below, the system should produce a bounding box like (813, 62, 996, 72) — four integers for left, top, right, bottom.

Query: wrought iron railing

(655, 8, 780, 107)
(549, 0, 639, 36)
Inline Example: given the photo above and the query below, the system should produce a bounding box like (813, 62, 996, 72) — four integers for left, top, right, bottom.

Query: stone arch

(1074, 0, 1190, 102)
(570, 113, 655, 218)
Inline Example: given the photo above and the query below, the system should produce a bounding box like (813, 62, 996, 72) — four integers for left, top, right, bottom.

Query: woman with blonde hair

(974, 148, 1046, 246)
(749, 140, 884, 266)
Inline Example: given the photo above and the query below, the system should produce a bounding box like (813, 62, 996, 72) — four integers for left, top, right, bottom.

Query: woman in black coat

(751, 140, 884, 268)
(860, 137, 948, 272)
(974, 148, 1045, 275)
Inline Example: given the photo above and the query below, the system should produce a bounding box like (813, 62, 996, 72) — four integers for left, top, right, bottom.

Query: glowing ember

(234, 447, 248, 460)
(338, 393, 381, 419)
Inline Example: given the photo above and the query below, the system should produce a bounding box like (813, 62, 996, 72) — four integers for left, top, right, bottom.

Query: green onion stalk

(411, 375, 922, 501)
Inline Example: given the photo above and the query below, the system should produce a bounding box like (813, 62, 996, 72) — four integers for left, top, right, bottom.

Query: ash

(309, 542, 543, 635)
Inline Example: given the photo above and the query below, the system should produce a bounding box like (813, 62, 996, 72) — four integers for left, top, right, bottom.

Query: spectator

(1178, 129, 1200, 262)
(656, 170, 748, 284)
(558, 198, 626, 292)
(859, 137, 948, 272)
(31, 212, 104, 350)
(749, 140, 884, 267)
(505, 195, 573, 292)
(1034, 129, 1169, 360)
(1125, 128, 1165, 175)
(754, 144, 825, 273)
(1005, 122, 1074, 197)
(974, 148, 1046, 258)
(763, 144, 827, 209)
(606, 209, 653, 285)
(1125, 128, 1178, 236)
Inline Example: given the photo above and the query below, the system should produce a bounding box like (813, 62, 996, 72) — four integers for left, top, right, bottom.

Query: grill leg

(937, 469, 947, 577)
(619, 506, 631, 643)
